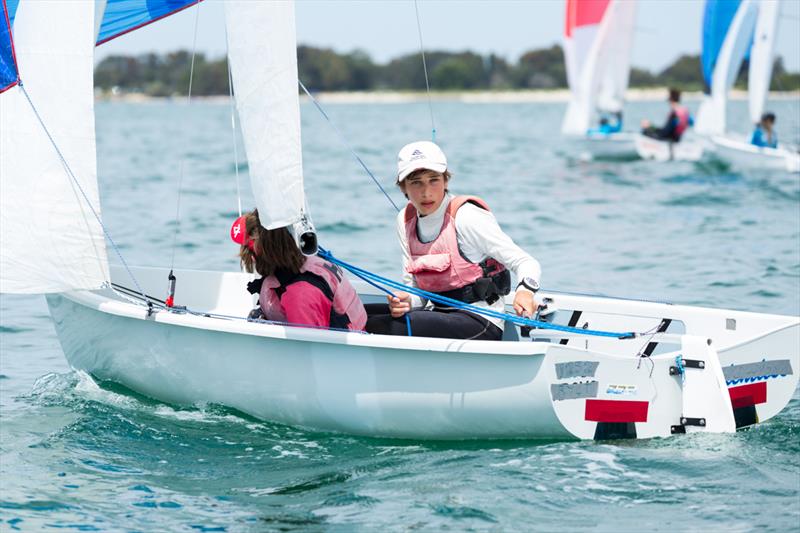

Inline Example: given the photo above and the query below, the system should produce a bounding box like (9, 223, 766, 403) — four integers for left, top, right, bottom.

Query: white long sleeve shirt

(396, 194, 541, 330)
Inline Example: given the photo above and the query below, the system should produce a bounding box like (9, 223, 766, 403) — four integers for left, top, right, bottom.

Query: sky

(96, 0, 800, 73)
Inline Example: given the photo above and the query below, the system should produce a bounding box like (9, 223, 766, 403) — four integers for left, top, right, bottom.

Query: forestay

(223, 0, 306, 230)
(561, 0, 637, 135)
(0, 0, 109, 293)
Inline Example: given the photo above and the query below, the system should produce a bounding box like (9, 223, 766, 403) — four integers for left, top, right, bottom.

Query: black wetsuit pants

(365, 304, 503, 341)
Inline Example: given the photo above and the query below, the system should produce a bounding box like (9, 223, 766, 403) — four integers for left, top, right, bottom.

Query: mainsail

(0, 0, 108, 294)
(561, 0, 637, 135)
(223, 0, 307, 232)
(748, 0, 780, 124)
(695, 0, 759, 135)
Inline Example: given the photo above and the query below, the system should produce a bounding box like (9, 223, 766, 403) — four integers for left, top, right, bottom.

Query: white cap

(396, 141, 447, 182)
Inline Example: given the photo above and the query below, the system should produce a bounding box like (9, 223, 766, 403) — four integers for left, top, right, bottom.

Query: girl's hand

(388, 291, 412, 318)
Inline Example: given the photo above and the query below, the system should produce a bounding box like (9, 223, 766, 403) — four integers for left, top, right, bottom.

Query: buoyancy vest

(250, 256, 367, 331)
(404, 195, 511, 305)
(673, 106, 690, 139)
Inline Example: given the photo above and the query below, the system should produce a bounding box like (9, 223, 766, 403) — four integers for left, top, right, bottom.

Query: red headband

(230, 215, 256, 253)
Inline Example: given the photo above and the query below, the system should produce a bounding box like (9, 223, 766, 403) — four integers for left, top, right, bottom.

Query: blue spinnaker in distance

(5, 0, 201, 47)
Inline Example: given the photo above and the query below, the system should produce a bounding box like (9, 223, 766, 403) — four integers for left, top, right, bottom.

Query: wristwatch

(517, 277, 540, 293)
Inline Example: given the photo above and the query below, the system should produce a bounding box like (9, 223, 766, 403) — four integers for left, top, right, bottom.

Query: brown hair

(668, 88, 681, 103)
(238, 209, 305, 277)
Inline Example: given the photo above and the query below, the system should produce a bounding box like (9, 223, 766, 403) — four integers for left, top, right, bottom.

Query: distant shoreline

(96, 88, 800, 104)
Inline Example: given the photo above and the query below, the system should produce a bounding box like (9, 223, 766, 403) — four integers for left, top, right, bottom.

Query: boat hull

(635, 134, 705, 161)
(710, 135, 800, 173)
(44, 265, 800, 440)
(46, 291, 571, 440)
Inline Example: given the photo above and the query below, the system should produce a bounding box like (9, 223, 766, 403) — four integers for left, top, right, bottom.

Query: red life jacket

(404, 195, 510, 304)
(258, 256, 367, 331)
(674, 105, 690, 139)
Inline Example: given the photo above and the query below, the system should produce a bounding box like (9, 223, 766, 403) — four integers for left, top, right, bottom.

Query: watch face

(523, 277, 539, 291)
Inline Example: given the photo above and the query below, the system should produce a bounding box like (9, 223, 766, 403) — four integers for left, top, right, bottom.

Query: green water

(1, 98, 799, 531)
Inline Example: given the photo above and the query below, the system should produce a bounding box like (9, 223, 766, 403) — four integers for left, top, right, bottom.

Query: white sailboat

(561, 0, 638, 157)
(2, 0, 798, 441)
(696, 0, 799, 173)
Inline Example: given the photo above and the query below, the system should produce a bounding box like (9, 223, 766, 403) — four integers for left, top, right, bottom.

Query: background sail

(6, 0, 201, 46)
(594, 1, 637, 114)
(562, 0, 635, 135)
(695, 0, 758, 135)
(224, 0, 305, 230)
(748, 0, 779, 124)
(0, 0, 109, 293)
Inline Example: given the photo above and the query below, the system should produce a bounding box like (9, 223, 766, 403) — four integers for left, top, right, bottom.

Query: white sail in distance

(0, 0, 109, 294)
(223, 0, 306, 232)
(561, 0, 637, 135)
(748, 0, 780, 124)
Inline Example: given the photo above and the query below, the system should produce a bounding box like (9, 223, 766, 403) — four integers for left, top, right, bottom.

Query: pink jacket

(259, 256, 367, 331)
(404, 195, 505, 293)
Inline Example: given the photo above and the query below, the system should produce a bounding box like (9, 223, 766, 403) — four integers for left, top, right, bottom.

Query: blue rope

(675, 355, 686, 384)
(319, 248, 636, 339)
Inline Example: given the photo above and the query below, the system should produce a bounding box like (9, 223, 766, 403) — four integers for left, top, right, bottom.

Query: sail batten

(0, 0, 109, 294)
(224, 0, 305, 231)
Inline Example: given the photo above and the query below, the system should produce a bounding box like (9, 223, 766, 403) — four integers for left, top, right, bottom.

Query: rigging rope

(168, 0, 202, 273)
(413, 0, 437, 142)
(299, 80, 400, 212)
(318, 247, 637, 339)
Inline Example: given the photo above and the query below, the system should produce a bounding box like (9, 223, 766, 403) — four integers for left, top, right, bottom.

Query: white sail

(0, 0, 109, 294)
(748, 0, 780, 124)
(695, 0, 759, 135)
(562, 0, 637, 135)
(223, 0, 305, 231)
(595, 1, 637, 113)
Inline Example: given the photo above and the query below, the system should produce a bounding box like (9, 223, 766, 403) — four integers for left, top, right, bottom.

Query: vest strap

(262, 270, 350, 329)
(431, 269, 511, 306)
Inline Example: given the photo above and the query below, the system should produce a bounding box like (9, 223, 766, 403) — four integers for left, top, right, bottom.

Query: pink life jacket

(674, 105, 690, 139)
(404, 195, 509, 304)
(259, 255, 367, 331)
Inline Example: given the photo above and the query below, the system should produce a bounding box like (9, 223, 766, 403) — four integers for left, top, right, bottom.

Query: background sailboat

(695, 0, 799, 172)
(561, 0, 638, 157)
(1, 0, 798, 441)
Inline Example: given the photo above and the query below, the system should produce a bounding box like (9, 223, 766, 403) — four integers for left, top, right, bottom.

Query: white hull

(46, 265, 799, 441)
(710, 135, 800, 173)
(572, 131, 637, 158)
(635, 134, 705, 162)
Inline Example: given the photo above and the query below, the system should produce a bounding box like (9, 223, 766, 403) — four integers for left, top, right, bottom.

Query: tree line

(94, 45, 800, 97)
